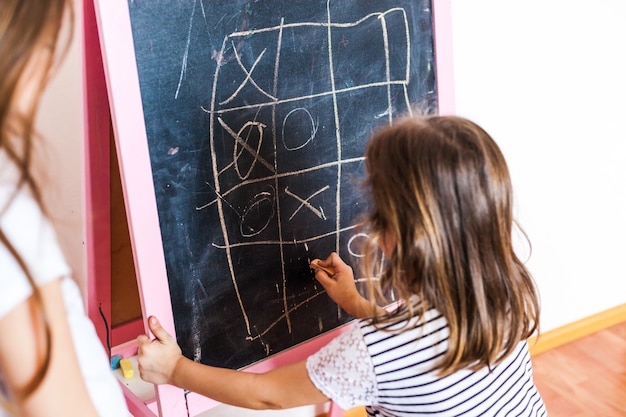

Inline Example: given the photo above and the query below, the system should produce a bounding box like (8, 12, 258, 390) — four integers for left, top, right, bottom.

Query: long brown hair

(360, 115, 540, 375)
(0, 0, 73, 404)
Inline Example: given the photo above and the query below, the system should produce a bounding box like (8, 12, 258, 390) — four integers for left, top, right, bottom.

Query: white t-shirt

(0, 170, 128, 416)
(307, 308, 547, 416)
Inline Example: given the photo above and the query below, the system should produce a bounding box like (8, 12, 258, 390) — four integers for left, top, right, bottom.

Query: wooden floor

(531, 321, 626, 416)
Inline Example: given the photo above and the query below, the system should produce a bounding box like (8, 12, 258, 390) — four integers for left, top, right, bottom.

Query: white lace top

(306, 323, 378, 409)
(306, 308, 547, 416)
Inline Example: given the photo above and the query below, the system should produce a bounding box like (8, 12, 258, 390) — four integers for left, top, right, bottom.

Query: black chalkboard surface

(127, 0, 437, 369)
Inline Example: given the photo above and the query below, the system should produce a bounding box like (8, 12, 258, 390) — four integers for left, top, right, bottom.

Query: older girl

(0, 1, 128, 415)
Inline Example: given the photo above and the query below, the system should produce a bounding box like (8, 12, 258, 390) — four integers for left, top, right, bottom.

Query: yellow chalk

(119, 358, 134, 379)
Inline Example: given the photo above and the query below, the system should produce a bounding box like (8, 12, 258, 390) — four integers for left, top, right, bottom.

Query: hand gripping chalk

(309, 259, 335, 277)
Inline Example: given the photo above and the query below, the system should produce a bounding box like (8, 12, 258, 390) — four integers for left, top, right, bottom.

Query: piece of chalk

(119, 358, 134, 379)
(110, 354, 123, 370)
(310, 259, 335, 277)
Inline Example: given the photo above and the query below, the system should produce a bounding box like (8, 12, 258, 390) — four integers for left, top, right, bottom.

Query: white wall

(450, 0, 626, 331)
(38, 1, 625, 416)
(37, 0, 86, 291)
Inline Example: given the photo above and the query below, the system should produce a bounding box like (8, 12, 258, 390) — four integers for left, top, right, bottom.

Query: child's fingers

(321, 252, 337, 267)
(136, 334, 150, 346)
(313, 252, 341, 270)
(309, 258, 322, 269)
(148, 316, 172, 343)
(326, 252, 347, 269)
(310, 258, 335, 277)
(313, 268, 335, 287)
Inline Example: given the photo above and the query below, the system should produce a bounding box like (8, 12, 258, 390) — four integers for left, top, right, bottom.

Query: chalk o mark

(234, 121, 265, 180)
(281, 108, 318, 151)
(218, 117, 274, 179)
(240, 191, 275, 237)
(348, 233, 370, 258)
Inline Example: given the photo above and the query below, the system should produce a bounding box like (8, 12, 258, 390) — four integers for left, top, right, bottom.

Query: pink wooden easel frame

(85, 0, 454, 416)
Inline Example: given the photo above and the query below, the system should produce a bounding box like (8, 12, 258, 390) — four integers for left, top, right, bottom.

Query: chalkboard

(126, 0, 439, 370)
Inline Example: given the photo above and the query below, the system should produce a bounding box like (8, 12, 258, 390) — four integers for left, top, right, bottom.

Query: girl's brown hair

(360, 115, 540, 375)
(0, 0, 73, 404)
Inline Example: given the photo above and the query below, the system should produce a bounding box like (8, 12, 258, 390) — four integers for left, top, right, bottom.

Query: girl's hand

(137, 316, 183, 385)
(311, 252, 371, 318)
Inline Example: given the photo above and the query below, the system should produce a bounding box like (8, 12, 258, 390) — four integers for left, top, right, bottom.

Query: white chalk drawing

(348, 232, 370, 258)
(190, 2, 413, 348)
(218, 46, 278, 105)
(240, 191, 275, 237)
(285, 185, 329, 221)
(281, 108, 318, 151)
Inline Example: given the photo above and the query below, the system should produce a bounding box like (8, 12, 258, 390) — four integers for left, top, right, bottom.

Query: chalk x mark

(285, 185, 330, 221)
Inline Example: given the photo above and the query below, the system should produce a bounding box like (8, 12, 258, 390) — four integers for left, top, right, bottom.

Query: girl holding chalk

(0, 0, 128, 416)
(138, 115, 547, 416)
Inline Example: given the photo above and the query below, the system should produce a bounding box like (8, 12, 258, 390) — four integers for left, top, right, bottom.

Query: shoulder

(359, 307, 449, 345)
(358, 308, 450, 370)
(0, 184, 70, 318)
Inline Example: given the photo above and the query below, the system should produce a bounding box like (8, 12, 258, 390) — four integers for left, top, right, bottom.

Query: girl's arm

(137, 317, 329, 410)
(0, 278, 99, 417)
(312, 252, 385, 319)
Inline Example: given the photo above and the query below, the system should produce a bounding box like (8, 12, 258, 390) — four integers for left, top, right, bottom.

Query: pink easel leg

(328, 401, 344, 417)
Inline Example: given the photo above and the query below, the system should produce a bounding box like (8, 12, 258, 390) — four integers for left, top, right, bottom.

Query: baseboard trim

(529, 303, 626, 356)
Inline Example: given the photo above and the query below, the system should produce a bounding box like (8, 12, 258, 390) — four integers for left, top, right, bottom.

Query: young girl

(138, 115, 547, 416)
(0, 0, 128, 416)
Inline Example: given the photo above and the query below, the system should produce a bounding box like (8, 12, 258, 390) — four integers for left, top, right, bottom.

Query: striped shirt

(307, 308, 547, 416)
